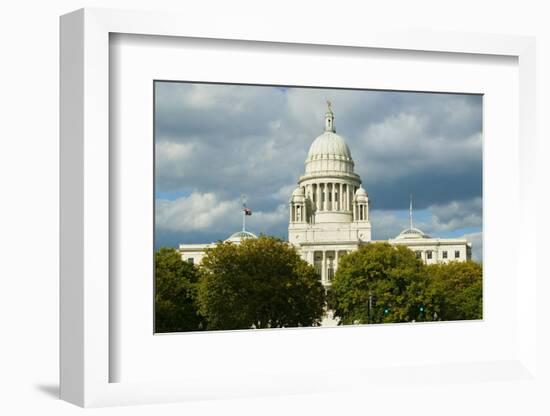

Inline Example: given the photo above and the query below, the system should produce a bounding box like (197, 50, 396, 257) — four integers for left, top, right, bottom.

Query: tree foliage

(425, 260, 483, 321)
(155, 247, 205, 333)
(329, 243, 427, 324)
(329, 243, 483, 324)
(197, 236, 326, 330)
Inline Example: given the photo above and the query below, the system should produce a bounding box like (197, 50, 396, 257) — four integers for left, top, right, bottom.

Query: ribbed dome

(225, 230, 258, 243)
(306, 131, 352, 162)
(290, 186, 305, 202)
(301, 103, 358, 178)
(354, 186, 368, 201)
(395, 227, 430, 240)
(304, 131, 355, 175)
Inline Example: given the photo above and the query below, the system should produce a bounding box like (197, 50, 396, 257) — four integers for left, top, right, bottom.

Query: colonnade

(309, 249, 347, 285)
(289, 202, 305, 223)
(304, 182, 358, 212)
(353, 203, 369, 221)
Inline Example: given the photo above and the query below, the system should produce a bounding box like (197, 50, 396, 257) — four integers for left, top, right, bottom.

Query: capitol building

(179, 103, 472, 285)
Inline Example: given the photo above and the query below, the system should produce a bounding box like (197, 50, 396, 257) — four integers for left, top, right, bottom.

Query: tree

(155, 247, 205, 333)
(197, 236, 326, 330)
(425, 260, 483, 321)
(329, 243, 430, 324)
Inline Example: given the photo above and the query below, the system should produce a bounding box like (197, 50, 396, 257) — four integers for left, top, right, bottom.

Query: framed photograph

(153, 80, 482, 333)
(60, 8, 537, 408)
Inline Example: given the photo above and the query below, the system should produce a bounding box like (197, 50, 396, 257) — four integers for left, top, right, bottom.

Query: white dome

(306, 131, 352, 162)
(290, 186, 305, 202)
(301, 103, 359, 178)
(354, 186, 368, 201)
(304, 131, 355, 175)
(225, 230, 258, 243)
(395, 227, 430, 240)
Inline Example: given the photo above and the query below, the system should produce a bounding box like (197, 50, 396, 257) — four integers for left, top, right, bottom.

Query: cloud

(156, 193, 240, 233)
(370, 197, 482, 238)
(154, 82, 482, 249)
(370, 209, 408, 241)
(461, 231, 483, 262)
(156, 192, 289, 244)
(427, 197, 482, 232)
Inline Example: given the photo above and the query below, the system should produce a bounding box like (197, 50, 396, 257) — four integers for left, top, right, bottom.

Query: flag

(244, 207, 252, 216)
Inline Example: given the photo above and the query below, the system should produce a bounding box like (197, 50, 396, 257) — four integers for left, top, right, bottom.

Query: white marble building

(389, 225, 472, 265)
(179, 103, 472, 282)
(179, 229, 257, 265)
(288, 102, 372, 286)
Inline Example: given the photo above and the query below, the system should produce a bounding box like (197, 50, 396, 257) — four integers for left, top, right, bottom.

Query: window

(455, 250, 460, 259)
(327, 268, 334, 282)
(426, 251, 432, 260)
(186, 257, 194, 264)
(415, 251, 421, 259)
(314, 265, 322, 279)
(442, 251, 448, 259)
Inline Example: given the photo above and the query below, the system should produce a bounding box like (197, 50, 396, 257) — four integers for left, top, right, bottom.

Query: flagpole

(241, 194, 246, 232)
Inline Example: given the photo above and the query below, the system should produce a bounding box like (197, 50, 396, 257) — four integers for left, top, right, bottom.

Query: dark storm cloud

(154, 82, 482, 253)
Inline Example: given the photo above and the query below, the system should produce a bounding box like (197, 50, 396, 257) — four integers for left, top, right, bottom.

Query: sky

(154, 82, 483, 261)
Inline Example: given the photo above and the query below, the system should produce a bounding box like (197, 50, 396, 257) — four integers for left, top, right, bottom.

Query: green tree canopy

(197, 236, 326, 330)
(329, 242, 431, 324)
(155, 247, 205, 333)
(425, 260, 483, 321)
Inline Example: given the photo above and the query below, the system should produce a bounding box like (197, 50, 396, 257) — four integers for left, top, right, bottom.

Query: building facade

(288, 103, 372, 286)
(389, 228, 471, 265)
(179, 103, 472, 281)
(288, 103, 471, 285)
(179, 230, 257, 265)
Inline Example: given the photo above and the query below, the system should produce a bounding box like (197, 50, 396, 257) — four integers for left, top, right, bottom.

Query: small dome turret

(290, 186, 305, 202)
(354, 186, 368, 202)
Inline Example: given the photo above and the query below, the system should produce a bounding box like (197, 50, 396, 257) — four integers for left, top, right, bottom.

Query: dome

(225, 230, 258, 243)
(290, 186, 305, 202)
(306, 131, 352, 162)
(303, 103, 356, 176)
(395, 227, 430, 240)
(354, 186, 368, 201)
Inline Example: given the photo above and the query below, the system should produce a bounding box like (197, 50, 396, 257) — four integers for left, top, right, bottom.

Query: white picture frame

(60, 7, 538, 408)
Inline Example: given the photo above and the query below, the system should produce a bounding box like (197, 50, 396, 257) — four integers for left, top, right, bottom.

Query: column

(323, 183, 328, 211)
(289, 203, 293, 222)
(344, 184, 348, 211)
(335, 250, 339, 274)
(321, 251, 326, 284)
(334, 183, 338, 211)
(316, 183, 321, 211)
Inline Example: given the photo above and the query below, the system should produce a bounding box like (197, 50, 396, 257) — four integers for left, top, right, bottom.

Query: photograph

(154, 81, 483, 333)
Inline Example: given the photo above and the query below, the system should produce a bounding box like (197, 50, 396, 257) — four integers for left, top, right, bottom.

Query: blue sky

(154, 82, 483, 260)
